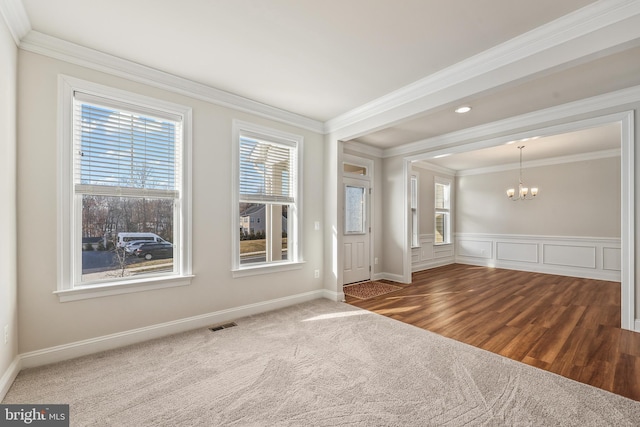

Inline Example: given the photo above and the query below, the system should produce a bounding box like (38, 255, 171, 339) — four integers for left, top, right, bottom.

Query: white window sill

(232, 261, 305, 278)
(434, 243, 453, 247)
(55, 274, 194, 302)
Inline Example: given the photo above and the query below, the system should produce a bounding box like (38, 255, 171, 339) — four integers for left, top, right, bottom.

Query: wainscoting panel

(412, 234, 455, 272)
(455, 233, 620, 282)
(421, 238, 435, 260)
(603, 247, 622, 271)
(543, 244, 596, 269)
(497, 242, 538, 263)
(457, 240, 492, 259)
(434, 245, 454, 259)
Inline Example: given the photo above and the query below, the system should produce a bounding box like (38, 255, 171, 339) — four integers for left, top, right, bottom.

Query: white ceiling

(20, 0, 596, 122)
(355, 45, 640, 150)
(419, 123, 621, 172)
(10, 0, 640, 164)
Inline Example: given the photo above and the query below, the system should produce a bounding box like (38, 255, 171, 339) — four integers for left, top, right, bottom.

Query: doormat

(343, 281, 402, 300)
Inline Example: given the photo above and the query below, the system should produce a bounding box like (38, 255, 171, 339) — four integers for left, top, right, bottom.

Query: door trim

(342, 154, 374, 285)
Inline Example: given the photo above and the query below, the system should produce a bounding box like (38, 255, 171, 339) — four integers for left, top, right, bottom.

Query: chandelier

(506, 146, 538, 201)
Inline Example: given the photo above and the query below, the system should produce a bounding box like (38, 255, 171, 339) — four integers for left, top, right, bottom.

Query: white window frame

(56, 76, 193, 302)
(410, 174, 419, 248)
(232, 120, 304, 277)
(434, 177, 451, 245)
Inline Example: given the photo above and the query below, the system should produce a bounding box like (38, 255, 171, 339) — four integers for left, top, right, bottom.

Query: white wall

(456, 156, 621, 237)
(0, 15, 18, 396)
(455, 156, 622, 281)
(456, 155, 622, 280)
(17, 51, 325, 354)
(380, 156, 409, 281)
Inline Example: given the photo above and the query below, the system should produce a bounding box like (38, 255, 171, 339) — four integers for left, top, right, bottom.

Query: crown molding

(0, 0, 30, 45)
(19, 31, 324, 134)
(412, 161, 456, 177)
(343, 140, 383, 158)
(386, 85, 640, 159)
(325, 0, 640, 138)
(457, 148, 621, 177)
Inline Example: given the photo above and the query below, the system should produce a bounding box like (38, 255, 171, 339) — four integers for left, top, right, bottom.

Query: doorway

(403, 111, 635, 331)
(342, 154, 374, 285)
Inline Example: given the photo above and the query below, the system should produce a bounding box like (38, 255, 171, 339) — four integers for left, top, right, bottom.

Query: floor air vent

(208, 322, 238, 332)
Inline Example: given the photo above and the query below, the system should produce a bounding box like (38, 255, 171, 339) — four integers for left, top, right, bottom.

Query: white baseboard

(0, 356, 21, 401)
(635, 319, 640, 333)
(321, 289, 345, 302)
(372, 272, 407, 283)
(20, 290, 326, 369)
(412, 258, 454, 273)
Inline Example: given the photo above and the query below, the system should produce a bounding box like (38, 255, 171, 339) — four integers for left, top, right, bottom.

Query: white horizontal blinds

(239, 135, 295, 204)
(73, 91, 182, 199)
(435, 182, 450, 209)
(435, 183, 444, 209)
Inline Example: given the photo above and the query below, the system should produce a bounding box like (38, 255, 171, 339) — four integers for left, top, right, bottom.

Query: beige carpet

(3, 299, 640, 426)
(343, 281, 401, 300)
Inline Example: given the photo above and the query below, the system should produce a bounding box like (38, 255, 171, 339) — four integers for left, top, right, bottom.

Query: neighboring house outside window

(435, 177, 451, 245)
(232, 120, 303, 275)
(57, 76, 193, 301)
(239, 204, 287, 236)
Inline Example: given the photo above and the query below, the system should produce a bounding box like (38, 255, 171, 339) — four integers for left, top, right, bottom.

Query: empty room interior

(2, 0, 640, 424)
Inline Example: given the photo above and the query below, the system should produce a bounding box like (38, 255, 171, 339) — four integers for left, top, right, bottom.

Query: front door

(343, 177, 370, 284)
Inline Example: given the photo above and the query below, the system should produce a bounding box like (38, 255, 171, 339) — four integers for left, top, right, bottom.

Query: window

(410, 175, 419, 248)
(58, 76, 192, 301)
(344, 163, 367, 175)
(435, 178, 451, 245)
(345, 185, 366, 234)
(233, 121, 302, 275)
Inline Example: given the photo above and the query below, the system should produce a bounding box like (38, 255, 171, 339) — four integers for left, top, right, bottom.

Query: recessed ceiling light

(454, 106, 471, 114)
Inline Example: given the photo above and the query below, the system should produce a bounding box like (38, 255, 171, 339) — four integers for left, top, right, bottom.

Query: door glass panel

(345, 185, 366, 234)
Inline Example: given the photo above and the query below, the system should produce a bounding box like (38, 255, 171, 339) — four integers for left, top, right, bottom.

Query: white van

(116, 232, 168, 248)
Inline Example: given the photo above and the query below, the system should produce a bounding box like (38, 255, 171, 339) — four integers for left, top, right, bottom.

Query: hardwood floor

(345, 264, 640, 401)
